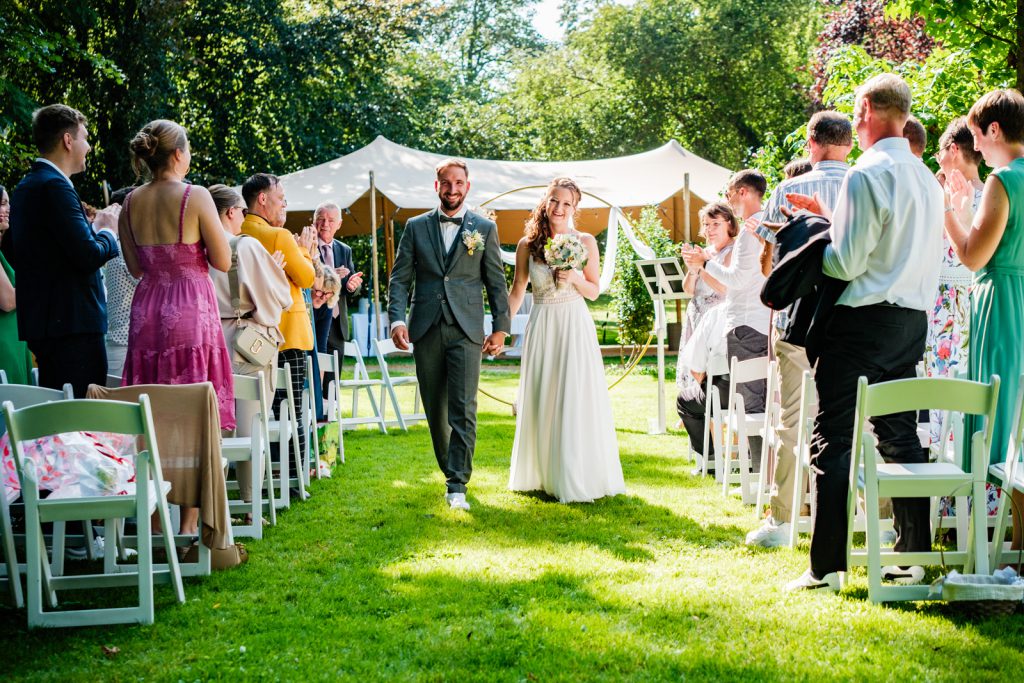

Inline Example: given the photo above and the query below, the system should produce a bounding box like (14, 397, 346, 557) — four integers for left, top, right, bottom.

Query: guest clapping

(944, 88, 1024, 551)
(118, 119, 236, 431)
(0, 185, 32, 384)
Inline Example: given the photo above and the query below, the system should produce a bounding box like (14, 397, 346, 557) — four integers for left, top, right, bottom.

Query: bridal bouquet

(544, 233, 588, 270)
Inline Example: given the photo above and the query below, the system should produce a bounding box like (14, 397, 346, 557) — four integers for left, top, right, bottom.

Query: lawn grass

(1, 368, 1022, 681)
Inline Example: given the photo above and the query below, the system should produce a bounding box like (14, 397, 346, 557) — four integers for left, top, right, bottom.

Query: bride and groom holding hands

(388, 160, 625, 509)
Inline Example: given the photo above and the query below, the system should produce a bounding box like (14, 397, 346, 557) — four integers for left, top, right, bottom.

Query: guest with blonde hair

(119, 119, 235, 430)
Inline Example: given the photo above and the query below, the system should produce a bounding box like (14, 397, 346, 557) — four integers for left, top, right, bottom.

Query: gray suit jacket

(388, 208, 510, 345)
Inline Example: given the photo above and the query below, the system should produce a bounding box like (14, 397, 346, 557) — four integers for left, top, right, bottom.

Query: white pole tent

(262, 137, 732, 428)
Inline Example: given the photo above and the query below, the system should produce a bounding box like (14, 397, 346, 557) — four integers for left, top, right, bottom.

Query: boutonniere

(462, 230, 485, 255)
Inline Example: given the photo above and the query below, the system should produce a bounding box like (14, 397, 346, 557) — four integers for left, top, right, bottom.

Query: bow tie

(439, 214, 463, 226)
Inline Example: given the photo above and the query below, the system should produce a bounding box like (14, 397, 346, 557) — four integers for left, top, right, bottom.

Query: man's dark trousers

(809, 304, 931, 578)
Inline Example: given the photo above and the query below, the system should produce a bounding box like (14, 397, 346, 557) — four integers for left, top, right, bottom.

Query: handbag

(228, 236, 277, 367)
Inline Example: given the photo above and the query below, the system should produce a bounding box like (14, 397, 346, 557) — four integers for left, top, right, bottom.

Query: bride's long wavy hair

(524, 177, 582, 263)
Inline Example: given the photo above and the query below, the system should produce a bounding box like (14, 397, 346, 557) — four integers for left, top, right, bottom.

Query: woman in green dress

(944, 88, 1024, 551)
(0, 185, 33, 384)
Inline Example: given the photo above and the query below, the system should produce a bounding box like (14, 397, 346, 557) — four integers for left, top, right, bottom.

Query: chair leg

(365, 386, 387, 434)
(50, 520, 65, 577)
(0, 497, 23, 608)
(990, 486, 1010, 569)
(970, 478, 989, 575)
(864, 474, 883, 603)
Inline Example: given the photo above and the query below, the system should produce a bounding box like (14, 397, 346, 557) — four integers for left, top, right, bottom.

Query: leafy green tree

(611, 206, 676, 346)
(890, 0, 1023, 92)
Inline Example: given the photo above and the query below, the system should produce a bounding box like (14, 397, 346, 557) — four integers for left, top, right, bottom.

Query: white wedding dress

(508, 253, 626, 503)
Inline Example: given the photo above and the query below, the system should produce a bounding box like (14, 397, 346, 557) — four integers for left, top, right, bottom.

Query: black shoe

(289, 487, 310, 500)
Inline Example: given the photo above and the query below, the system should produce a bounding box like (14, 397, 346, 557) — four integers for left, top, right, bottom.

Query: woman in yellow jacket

(240, 173, 316, 495)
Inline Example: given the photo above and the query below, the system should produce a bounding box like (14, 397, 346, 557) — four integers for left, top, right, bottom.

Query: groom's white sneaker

(446, 492, 471, 511)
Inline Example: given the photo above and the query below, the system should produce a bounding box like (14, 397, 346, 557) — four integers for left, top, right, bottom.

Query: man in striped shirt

(745, 111, 854, 548)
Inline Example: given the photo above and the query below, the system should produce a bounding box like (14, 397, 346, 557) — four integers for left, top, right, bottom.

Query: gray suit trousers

(413, 319, 481, 494)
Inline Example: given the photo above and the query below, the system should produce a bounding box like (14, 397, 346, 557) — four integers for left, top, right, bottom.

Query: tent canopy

(275, 136, 732, 244)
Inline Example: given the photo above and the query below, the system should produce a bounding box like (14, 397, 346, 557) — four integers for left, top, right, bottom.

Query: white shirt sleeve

(703, 229, 761, 290)
(822, 170, 884, 282)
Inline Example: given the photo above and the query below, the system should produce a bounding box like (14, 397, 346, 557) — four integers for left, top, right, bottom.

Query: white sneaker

(745, 517, 792, 548)
(65, 536, 106, 560)
(881, 565, 925, 585)
(785, 569, 840, 593)
(445, 492, 471, 511)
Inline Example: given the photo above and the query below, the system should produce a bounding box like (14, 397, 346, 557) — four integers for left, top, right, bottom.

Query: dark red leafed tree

(811, 0, 936, 103)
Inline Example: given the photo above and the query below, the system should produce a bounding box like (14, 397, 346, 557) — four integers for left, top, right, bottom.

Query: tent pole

(683, 172, 691, 242)
(370, 171, 381, 341)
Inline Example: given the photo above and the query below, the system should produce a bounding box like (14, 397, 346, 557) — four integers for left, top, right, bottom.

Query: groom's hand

(481, 332, 506, 356)
(392, 324, 410, 351)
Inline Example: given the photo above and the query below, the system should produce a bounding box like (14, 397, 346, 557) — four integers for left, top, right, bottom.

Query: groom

(388, 158, 510, 510)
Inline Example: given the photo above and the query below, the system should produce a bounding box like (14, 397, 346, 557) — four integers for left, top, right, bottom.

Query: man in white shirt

(683, 170, 771, 418)
(787, 74, 944, 591)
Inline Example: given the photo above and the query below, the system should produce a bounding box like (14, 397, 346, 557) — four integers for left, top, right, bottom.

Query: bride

(507, 177, 626, 503)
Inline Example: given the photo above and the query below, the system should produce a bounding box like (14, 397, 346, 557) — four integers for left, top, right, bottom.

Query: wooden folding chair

(845, 375, 999, 603)
(3, 396, 185, 627)
(373, 338, 426, 431)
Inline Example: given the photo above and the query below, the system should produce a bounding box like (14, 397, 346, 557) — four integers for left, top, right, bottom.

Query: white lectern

(635, 258, 690, 434)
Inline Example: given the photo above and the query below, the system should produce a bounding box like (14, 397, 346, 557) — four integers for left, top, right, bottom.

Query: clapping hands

(944, 168, 974, 225)
(295, 225, 317, 256)
(785, 192, 832, 221)
(679, 243, 707, 271)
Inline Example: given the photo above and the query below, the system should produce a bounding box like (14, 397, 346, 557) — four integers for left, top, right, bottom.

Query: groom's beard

(439, 193, 464, 213)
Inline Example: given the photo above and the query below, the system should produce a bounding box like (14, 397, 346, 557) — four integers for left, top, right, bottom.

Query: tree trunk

(1018, 0, 1023, 93)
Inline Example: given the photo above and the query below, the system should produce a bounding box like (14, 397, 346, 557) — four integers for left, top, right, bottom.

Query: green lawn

(1, 368, 1022, 680)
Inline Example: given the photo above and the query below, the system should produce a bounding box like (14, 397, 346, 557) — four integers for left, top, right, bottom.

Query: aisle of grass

(1, 369, 1022, 680)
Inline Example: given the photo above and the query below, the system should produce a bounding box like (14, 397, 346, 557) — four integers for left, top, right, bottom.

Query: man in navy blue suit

(9, 104, 119, 396)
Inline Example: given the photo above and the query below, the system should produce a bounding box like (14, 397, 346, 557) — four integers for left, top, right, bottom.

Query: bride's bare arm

(555, 233, 600, 300)
(507, 238, 531, 317)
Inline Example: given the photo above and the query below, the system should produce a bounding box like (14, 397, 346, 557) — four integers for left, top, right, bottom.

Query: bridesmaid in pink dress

(118, 119, 235, 430)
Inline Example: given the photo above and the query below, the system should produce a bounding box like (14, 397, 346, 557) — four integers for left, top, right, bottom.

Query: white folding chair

(319, 350, 346, 466)
(0, 383, 77, 608)
(721, 356, 769, 504)
(3, 395, 185, 627)
(337, 341, 387, 434)
(701, 370, 723, 479)
(223, 372, 275, 538)
(845, 375, 998, 603)
(788, 370, 817, 548)
(267, 363, 304, 508)
(989, 378, 1024, 568)
(373, 338, 426, 431)
(755, 360, 781, 516)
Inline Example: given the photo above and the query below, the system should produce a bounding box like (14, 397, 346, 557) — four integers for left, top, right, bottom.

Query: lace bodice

(529, 257, 582, 304)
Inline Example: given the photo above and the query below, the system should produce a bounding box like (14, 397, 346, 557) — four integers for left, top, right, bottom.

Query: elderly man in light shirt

(786, 74, 944, 592)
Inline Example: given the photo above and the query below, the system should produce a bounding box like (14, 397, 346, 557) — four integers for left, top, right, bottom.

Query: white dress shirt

(391, 205, 469, 332)
(823, 137, 943, 310)
(702, 221, 771, 335)
(440, 204, 468, 252)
